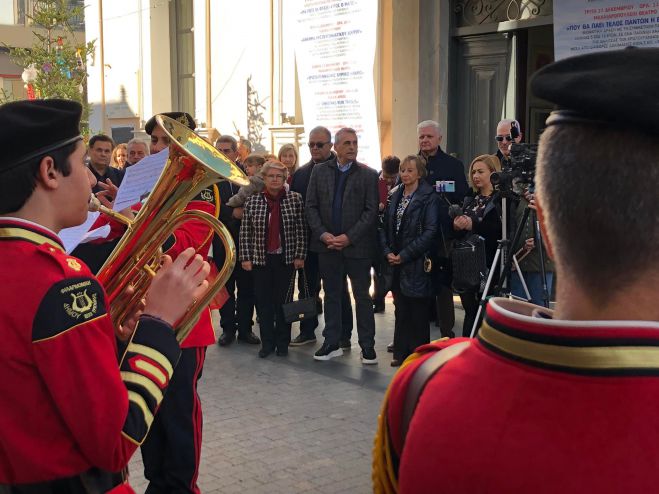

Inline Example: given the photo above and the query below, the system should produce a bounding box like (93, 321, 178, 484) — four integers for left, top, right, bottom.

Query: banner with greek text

(294, 0, 381, 168)
(554, 0, 659, 60)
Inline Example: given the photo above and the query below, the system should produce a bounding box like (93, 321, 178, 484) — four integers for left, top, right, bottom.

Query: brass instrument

(90, 114, 248, 342)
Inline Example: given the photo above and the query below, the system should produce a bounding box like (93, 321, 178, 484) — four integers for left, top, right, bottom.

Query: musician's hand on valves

(143, 247, 211, 327)
(241, 261, 252, 271)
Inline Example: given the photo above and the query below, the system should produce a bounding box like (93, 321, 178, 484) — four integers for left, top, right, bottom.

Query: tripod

(468, 192, 549, 338)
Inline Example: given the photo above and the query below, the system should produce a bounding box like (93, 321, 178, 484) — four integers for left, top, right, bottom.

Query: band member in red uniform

(373, 47, 659, 493)
(0, 99, 210, 493)
(140, 112, 218, 494)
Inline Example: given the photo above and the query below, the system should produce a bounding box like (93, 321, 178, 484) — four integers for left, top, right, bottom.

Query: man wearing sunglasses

(495, 118, 523, 164)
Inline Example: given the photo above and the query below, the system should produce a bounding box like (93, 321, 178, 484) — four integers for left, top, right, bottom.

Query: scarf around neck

(263, 188, 286, 252)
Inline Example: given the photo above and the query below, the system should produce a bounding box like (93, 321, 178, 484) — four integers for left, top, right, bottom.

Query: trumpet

(90, 115, 248, 342)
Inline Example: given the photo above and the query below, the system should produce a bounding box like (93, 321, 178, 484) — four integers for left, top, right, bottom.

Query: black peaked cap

(531, 47, 659, 135)
(145, 112, 196, 135)
(0, 99, 82, 173)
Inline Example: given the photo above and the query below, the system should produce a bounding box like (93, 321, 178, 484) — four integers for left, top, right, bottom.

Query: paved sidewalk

(129, 296, 466, 493)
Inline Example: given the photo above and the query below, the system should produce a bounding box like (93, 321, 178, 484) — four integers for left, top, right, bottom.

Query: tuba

(90, 115, 248, 342)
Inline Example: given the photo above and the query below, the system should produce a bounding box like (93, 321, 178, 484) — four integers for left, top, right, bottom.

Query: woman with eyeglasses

(239, 161, 307, 358)
(452, 154, 502, 337)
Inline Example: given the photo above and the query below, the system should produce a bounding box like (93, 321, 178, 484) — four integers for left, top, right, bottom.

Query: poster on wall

(554, 0, 659, 60)
(293, 0, 381, 169)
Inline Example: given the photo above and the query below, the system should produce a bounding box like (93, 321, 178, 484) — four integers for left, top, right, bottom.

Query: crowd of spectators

(92, 115, 551, 367)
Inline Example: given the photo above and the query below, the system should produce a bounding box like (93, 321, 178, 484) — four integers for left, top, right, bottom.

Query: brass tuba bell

(91, 115, 249, 342)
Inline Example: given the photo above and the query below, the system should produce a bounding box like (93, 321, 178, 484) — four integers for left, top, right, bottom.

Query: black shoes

(220, 331, 260, 346)
(390, 359, 402, 367)
(258, 348, 273, 358)
(313, 342, 343, 361)
(373, 300, 386, 313)
(290, 334, 317, 346)
(238, 332, 261, 344)
(276, 348, 288, 357)
(339, 339, 352, 349)
(361, 347, 378, 365)
(218, 332, 235, 347)
(387, 342, 394, 353)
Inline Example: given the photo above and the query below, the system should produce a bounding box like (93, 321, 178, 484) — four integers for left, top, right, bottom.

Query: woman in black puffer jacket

(379, 155, 439, 366)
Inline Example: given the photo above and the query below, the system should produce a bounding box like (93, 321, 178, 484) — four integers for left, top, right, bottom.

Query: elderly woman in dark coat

(379, 155, 439, 366)
(240, 161, 307, 358)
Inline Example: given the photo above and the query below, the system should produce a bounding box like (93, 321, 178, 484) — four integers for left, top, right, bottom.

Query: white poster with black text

(554, 0, 659, 60)
(294, 0, 381, 168)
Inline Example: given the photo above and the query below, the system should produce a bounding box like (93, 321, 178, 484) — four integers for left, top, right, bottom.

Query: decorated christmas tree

(2, 0, 95, 131)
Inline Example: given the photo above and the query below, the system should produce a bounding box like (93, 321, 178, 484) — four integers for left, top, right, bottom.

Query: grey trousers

(318, 251, 375, 349)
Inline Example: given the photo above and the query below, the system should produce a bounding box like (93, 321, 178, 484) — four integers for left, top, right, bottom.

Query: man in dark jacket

(418, 120, 468, 338)
(306, 127, 379, 363)
(87, 134, 124, 193)
(290, 126, 353, 347)
(214, 136, 260, 346)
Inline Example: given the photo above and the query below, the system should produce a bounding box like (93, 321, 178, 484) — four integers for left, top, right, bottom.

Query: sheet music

(60, 211, 105, 253)
(113, 148, 169, 211)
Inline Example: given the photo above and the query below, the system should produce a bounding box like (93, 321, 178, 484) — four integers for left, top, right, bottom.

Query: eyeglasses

(494, 135, 513, 142)
(308, 141, 329, 148)
(265, 174, 285, 180)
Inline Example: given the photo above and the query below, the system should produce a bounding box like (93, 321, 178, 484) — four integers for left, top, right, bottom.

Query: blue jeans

(510, 271, 554, 306)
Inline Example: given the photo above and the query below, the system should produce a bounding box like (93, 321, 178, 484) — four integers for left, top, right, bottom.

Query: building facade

(2, 0, 553, 166)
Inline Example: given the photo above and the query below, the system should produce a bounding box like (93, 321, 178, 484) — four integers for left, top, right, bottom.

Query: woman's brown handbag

(282, 269, 318, 324)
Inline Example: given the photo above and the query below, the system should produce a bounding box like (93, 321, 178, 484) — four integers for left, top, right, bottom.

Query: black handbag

(451, 234, 487, 292)
(281, 269, 318, 324)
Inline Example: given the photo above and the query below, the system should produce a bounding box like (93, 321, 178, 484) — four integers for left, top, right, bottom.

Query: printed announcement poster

(294, 0, 381, 168)
(554, 0, 659, 60)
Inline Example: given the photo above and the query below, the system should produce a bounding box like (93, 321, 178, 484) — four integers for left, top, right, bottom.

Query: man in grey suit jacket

(306, 127, 379, 363)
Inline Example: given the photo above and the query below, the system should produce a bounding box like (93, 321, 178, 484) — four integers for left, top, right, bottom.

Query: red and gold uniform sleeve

(31, 267, 181, 473)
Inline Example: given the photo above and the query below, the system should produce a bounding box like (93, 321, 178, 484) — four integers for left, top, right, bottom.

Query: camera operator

(494, 118, 523, 166)
(374, 48, 659, 493)
(417, 120, 469, 338)
(452, 154, 502, 337)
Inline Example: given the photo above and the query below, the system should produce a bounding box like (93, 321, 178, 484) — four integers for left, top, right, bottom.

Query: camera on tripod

(490, 122, 537, 193)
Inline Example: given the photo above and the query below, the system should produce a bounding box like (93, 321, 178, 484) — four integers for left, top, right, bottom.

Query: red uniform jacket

(0, 219, 181, 484)
(378, 298, 659, 493)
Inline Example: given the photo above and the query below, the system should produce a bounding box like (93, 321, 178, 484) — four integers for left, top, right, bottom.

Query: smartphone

(435, 180, 456, 193)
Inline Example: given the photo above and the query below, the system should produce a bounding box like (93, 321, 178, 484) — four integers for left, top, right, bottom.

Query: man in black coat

(290, 126, 353, 347)
(417, 120, 469, 338)
(213, 136, 260, 346)
(306, 127, 379, 363)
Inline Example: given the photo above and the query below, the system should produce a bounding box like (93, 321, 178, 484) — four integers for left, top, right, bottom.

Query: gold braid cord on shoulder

(372, 349, 429, 493)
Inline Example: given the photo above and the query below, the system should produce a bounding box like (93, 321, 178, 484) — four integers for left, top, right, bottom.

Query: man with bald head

(494, 118, 523, 165)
